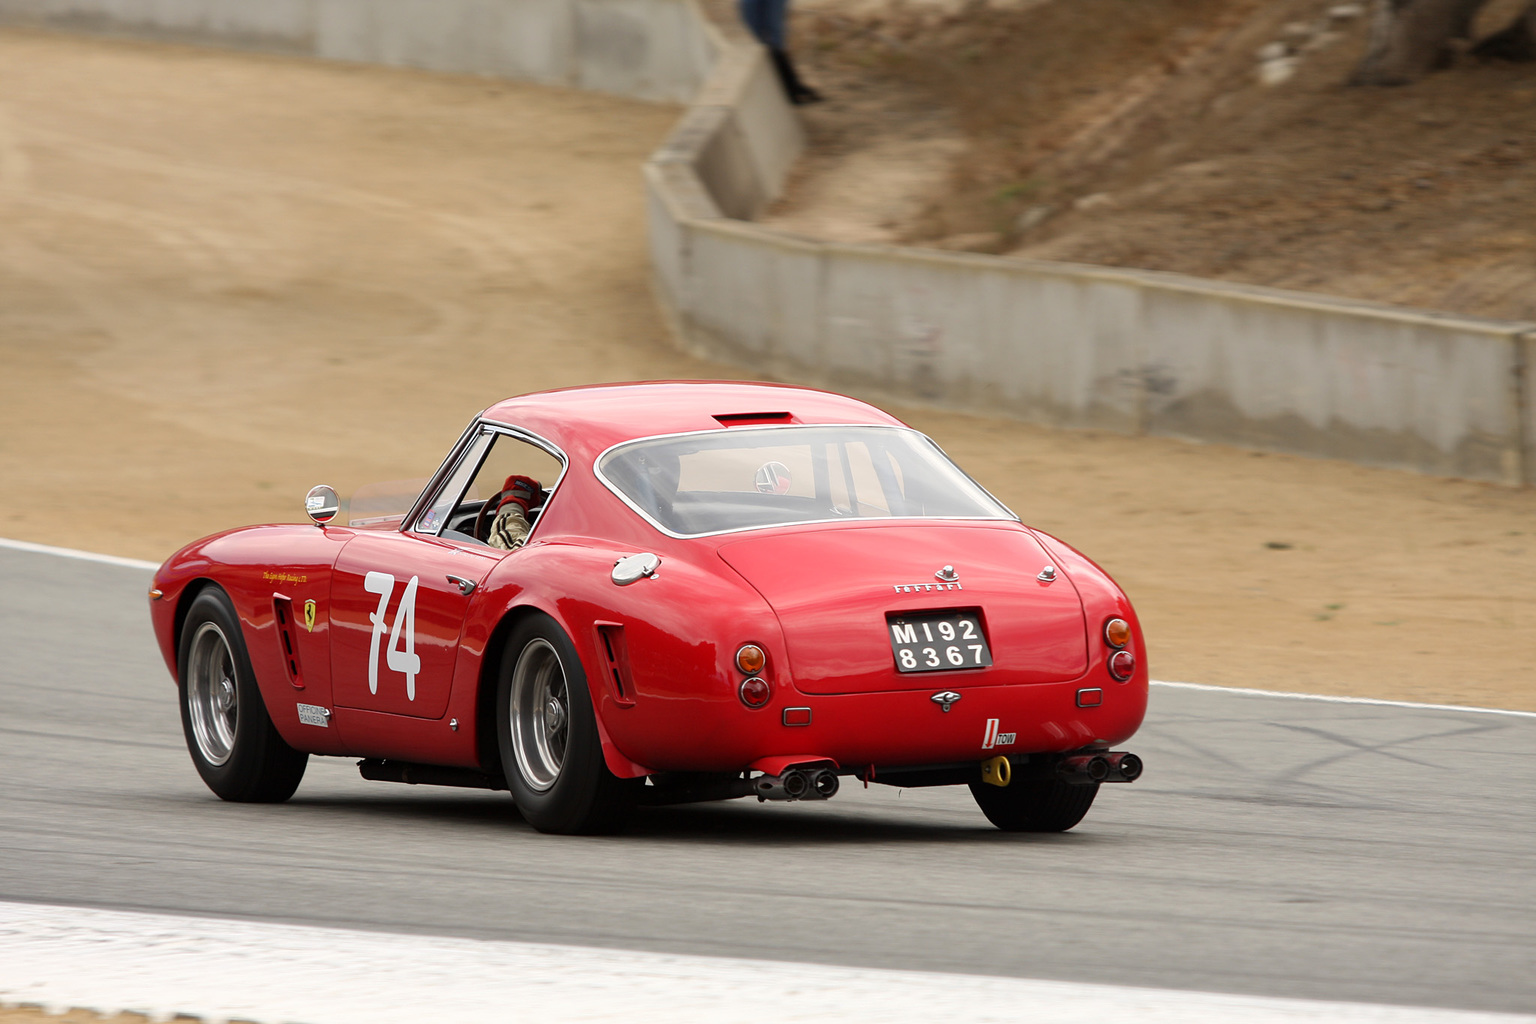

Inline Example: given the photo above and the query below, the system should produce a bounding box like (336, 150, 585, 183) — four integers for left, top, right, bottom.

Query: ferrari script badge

(931, 690, 962, 713)
(303, 599, 317, 632)
(935, 565, 959, 583)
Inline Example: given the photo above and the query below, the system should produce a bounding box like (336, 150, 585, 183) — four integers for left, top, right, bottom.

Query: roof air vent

(713, 412, 796, 427)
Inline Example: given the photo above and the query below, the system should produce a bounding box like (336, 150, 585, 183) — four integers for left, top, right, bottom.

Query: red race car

(149, 382, 1146, 834)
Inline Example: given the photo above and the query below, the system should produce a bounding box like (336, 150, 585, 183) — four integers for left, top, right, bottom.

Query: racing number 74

(363, 571, 421, 700)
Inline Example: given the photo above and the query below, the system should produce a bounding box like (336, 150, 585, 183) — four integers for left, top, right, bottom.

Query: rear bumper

(600, 673, 1148, 774)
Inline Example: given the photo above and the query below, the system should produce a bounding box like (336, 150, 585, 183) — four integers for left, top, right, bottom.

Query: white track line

(0, 536, 159, 571)
(1, 901, 1529, 1024)
(1151, 680, 1536, 719)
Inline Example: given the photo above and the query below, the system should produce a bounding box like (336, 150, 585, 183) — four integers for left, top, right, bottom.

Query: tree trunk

(1351, 0, 1492, 85)
(1471, 0, 1536, 61)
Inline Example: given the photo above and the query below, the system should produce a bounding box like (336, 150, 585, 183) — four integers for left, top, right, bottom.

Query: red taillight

(739, 676, 771, 708)
(1108, 649, 1135, 681)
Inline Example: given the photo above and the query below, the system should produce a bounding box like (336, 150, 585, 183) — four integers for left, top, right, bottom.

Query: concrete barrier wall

(0, 0, 718, 102)
(651, 219, 1535, 482)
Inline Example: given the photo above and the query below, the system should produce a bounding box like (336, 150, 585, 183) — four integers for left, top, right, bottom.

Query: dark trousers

(739, 0, 788, 49)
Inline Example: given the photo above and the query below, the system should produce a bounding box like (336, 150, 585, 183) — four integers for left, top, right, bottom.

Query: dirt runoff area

(0, 1013, 134, 1024)
(2, 27, 1535, 717)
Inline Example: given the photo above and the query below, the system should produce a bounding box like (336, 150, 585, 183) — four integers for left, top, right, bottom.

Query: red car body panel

(148, 382, 1148, 783)
(716, 523, 1089, 694)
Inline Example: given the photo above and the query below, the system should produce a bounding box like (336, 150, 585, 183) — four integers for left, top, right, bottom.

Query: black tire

(496, 613, 639, 834)
(177, 587, 308, 802)
(969, 777, 1098, 832)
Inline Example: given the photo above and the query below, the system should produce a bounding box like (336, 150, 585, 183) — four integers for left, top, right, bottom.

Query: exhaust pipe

(1057, 751, 1143, 785)
(1105, 751, 1142, 781)
(753, 767, 839, 801)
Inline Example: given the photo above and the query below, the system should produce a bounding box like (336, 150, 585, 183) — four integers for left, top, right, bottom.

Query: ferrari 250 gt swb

(149, 382, 1146, 834)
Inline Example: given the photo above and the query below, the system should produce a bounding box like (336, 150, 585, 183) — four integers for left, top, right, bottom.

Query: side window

(417, 429, 563, 544)
(416, 432, 493, 535)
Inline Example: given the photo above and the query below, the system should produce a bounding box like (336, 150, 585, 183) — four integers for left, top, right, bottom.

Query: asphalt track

(1, 543, 1533, 1015)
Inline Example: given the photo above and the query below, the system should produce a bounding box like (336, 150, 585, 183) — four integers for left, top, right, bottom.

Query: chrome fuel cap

(612, 552, 660, 586)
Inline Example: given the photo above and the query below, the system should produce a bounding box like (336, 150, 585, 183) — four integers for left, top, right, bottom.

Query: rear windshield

(596, 425, 1014, 537)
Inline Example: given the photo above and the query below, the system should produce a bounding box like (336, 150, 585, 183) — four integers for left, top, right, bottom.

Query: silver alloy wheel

(187, 620, 239, 767)
(509, 637, 569, 792)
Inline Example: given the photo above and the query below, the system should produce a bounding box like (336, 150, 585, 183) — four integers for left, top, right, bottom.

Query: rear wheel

(178, 588, 308, 802)
(496, 614, 638, 834)
(970, 777, 1098, 832)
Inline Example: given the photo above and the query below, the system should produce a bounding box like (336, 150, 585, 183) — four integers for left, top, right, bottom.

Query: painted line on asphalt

(1, 901, 1530, 1024)
(1152, 680, 1536, 719)
(5, 536, 1532, 721)
(0, 537, 159, 571)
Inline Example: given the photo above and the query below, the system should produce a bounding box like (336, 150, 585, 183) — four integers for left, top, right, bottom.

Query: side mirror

(305, 484, 340, 526)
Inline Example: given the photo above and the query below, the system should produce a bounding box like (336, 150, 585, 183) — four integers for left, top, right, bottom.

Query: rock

(1302, 30, 1342, 52)
(1258, 57, 1299, 87)
(1073, 192, 1116, 211)
(1015, 204, 1056, 233)
(1328, 3, 1366, 20)
(1256, 41, 1291, 62)
(1281, 21, 1314, 39)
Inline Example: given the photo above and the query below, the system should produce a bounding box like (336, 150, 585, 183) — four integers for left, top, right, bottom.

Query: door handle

(446, 574, 476, 596)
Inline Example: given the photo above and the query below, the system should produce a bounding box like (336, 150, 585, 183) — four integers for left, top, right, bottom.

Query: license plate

(888, 610, 992, 673)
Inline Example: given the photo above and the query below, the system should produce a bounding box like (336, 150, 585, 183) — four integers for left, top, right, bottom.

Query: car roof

(481, 381, 907, 462)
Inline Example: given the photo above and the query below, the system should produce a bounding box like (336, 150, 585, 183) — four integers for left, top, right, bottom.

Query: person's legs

(760, 0, 788, 49)
(744, 0, 822, 104)
(738, 0, 780, 47)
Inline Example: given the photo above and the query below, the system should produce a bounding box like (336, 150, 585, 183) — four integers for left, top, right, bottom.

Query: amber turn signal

(1104, 618, 1130, 649)
(736, 644, 766, 675)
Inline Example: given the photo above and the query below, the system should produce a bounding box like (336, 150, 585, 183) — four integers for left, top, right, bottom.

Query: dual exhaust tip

(1057, 751, 1142, 785)
(748, 752, 1142, 799)
(755, 766, 840, 802)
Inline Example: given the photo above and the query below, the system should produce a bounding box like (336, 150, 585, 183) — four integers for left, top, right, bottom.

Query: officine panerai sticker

(303, 599, 317, 632)
(296, 704, 330, 727)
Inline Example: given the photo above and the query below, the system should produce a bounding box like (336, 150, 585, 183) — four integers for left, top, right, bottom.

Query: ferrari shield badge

(303, 599, 317, 632)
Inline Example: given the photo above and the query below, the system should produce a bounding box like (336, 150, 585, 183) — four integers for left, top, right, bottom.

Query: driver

(486, 475, 543, 551)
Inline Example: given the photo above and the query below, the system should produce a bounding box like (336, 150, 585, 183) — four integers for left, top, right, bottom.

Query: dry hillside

(767, 0, 1536, 321)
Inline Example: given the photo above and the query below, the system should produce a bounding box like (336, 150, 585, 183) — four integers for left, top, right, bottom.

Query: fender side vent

(273, 597, 304, 688)
(595, 622, 636, 707)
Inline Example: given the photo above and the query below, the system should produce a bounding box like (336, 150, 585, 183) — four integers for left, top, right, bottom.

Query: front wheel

(496, 614, 638, 834)
(178, 587, 308, 802)
(970, 777, 1098, 832)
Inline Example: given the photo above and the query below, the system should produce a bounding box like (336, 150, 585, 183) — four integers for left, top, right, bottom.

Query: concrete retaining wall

(662, 221, 1536, 482)
(0, 0, 717, 102)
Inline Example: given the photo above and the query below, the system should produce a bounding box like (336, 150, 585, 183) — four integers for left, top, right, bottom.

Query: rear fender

(470, 551, 658, 781)
(1030, 528, 1150, 726)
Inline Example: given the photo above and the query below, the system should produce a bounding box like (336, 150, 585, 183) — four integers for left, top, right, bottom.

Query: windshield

(597, 426, 1014, 537)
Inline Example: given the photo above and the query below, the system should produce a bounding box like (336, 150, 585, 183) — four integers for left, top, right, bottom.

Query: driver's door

(328, 424, 564, 721)
(329, 533, 497, 719)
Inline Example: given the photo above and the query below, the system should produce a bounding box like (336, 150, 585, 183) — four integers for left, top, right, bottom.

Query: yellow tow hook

(980, 755, 1011, 787)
